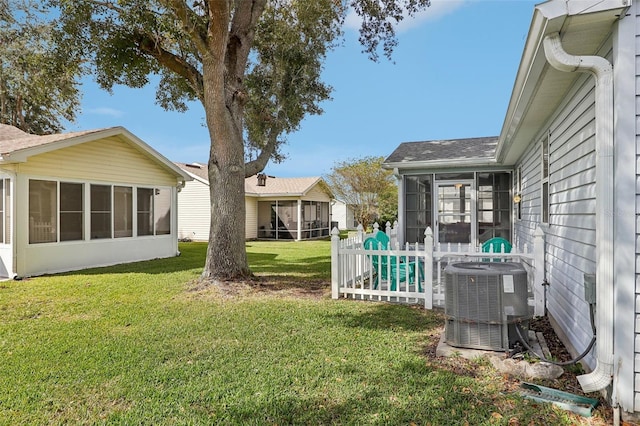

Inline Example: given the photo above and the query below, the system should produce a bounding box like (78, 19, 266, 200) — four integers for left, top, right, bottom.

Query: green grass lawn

(0, 241, 602, 425)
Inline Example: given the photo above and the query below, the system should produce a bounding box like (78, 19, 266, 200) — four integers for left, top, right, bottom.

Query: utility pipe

(543, 32, 614, 393)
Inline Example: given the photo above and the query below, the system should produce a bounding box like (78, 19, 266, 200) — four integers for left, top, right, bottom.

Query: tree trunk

(202, 146, 251, 281)
(200, 51, 252, 282)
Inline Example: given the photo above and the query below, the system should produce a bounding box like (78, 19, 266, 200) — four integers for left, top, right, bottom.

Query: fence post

(533, 226, 545, 317)
(385, 221, 391, 236)
(372, 222, 379, 235)
(356, 224, 364, 244)
(424, 227, 433, 309)
(331, 227, 340, 299)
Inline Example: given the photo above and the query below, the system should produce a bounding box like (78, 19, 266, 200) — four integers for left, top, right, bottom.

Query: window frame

(515, 166, 522, 221)
(541, 132, 550, 225)
(29, 179, 58, 244)
(137, 186, 172, 237)
(27, 179, 172, 243)
(114, 186, 133, 238)
(59, 182, 84, 242)
(90, 184, 113, 240)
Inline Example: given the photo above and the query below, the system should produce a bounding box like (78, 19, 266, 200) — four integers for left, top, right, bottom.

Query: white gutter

(382, 157, 498, 171)
(543, 32, 614, 393)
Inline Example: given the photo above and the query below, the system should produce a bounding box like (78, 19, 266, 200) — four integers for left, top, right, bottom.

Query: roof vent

(257, 173, 267, 186)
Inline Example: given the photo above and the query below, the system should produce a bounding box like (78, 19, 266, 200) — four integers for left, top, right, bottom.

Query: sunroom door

(434, 180, 475, 248)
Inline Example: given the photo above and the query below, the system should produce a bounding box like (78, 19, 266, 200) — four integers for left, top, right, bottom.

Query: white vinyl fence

(331, 224, 546, 316)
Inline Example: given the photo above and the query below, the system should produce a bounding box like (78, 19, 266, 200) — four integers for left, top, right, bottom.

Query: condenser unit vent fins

(444, 262, 529, 351)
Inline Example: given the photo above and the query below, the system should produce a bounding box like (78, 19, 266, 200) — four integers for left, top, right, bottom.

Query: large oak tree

(48, 0, 430, 282)
(0, 0, 80, 134)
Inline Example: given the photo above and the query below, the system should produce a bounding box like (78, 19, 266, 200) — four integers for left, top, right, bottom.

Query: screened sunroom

(256, 199, 330, 240)
(402, 171, 512, 247)
(384, 137, 513, 248)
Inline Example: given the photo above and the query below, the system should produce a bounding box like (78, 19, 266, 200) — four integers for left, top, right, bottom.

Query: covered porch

(256, 199, 330, 240)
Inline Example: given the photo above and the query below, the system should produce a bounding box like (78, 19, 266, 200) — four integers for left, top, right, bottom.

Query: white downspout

(543, 32, 614, 393)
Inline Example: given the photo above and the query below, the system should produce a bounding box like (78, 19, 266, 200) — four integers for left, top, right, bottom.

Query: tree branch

(135, 31, 204, 99)
(244, 130, 278, 177)
(226, 0, 266, 80)
(159, 0, 209, 55)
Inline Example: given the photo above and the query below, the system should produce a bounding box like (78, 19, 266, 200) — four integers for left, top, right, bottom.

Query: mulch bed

(422, 313, 615, 424)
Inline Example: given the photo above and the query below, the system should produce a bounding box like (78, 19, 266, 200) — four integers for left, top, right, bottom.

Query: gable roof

(176, 162, 209, 183)
(245, 176, 325, 197)
(0, 124, 191, 182)
(176, 162, 330, 197)
(384, 136, 499, 170)
(0, 124, 107, 155)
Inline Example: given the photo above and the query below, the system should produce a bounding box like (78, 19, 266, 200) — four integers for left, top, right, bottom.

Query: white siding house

(331, 200, 358, 231)
(176, 163, 333, 241)
(0, 124, 191, 278)
(176, 163, 210, 241)
(384, 0, 640, 421)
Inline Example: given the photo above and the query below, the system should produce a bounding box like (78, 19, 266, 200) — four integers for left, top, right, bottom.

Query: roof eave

(495, 0, 630, 165)
(383, 157, 499, 171)
(3, 127, 192, 183)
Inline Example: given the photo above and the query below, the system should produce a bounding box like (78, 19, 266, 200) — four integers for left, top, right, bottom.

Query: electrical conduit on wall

(542, 32, 615, 393)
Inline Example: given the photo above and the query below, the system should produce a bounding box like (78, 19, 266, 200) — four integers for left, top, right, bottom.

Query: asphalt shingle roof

(176, 162, 325, 196)
(384, 136, 499, 165)
(0, 124, 108, 155)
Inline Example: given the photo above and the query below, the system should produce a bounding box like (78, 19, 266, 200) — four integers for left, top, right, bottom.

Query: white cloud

(85, 107, 124, 118)
(344, 0, 466, 33)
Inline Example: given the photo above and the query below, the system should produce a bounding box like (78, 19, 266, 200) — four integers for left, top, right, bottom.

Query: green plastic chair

(363, 237, 423, 291)
(481, 237, 512, 261)
(374, 230, 390, 249)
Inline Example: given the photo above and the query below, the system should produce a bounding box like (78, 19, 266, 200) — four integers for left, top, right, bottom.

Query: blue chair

(363, 237, 423, 291)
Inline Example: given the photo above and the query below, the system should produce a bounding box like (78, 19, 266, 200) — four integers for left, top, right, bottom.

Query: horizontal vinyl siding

(514, 141, 541, 250)
(545, 72, 598, 368)
(177, 180, 210, 241)
(18, 136, 177, 186)
(515, 70, 598, 368)
(245, 198, 258, 239)
(303, 185, 331, 202)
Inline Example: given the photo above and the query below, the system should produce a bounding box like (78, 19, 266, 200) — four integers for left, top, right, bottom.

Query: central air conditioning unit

(444, 262, 530, 351)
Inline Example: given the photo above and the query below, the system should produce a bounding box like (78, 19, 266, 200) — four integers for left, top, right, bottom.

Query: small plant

(565, 362, 585, 375)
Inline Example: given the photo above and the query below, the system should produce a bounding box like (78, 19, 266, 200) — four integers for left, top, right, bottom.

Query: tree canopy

(325, 156, 398, 231)
(0, 0, 80, 134)
(42, 0, 430, 281)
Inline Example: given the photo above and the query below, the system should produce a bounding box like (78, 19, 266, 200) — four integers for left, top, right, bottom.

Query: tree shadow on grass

(323, 302, 443, 333)
(57, 243, 331, 286)
(53, 242, 208, 277)
(186, 358, 524, 426)
(249, 254, 330, 280)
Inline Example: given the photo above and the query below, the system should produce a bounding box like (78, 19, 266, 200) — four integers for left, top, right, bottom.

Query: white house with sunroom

(176, 162, 333, 241)
(384, 0, 640, 421)
(0, 124, 191, 278)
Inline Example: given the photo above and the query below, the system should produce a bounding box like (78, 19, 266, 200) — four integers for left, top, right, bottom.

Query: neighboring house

(0, 124, 191, 278)
(331, 199, 358, 230)
(176, 162, 333, 241)
(384, 0, 640, 420)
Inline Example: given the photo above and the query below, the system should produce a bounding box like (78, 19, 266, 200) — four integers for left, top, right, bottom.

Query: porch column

(296, 199, 302, 240)
(395, 172, 404, 245)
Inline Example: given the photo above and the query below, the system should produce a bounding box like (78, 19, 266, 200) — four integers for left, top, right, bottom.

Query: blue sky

(67, 0, 539, 178)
